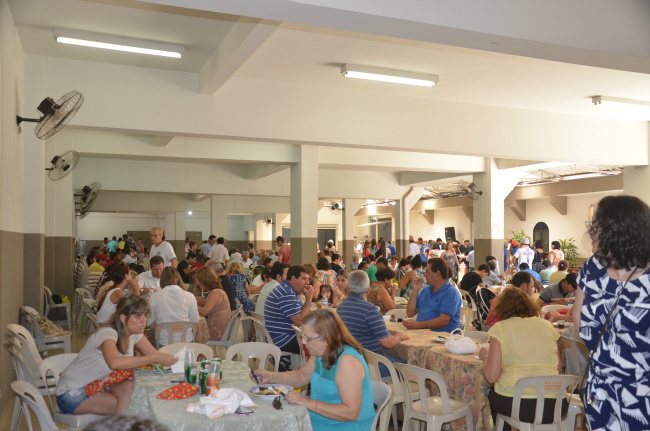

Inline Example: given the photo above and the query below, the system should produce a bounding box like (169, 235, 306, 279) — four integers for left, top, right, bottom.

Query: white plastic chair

(464, 330, 489, 343)
(363, 349, 420, 431)
(159, 342, 213, 361)
(74, 287, 93, 329)
(247, 317, 302, 371)
(291, 325, 308, 369)
(20, 307, 71, 354)
(495, 374, 580, 431)
(384, 308, 408, 322)
(559, 336, 590, 431)
(371, 380, 394, 431)
(541, 304, 570, 313)
(11, 380, 59, 431)
(460, 307, 472, 331)
(154, 321, 198, 348)
(43, 286, 71, 330)
(81, 298, 98, 333)
(394, 362, 474, 431)
(250, 311, 265, 323)
(37, 353, 106, 428)
(225, 342, 281, 371)
(207, 307, 242, 352)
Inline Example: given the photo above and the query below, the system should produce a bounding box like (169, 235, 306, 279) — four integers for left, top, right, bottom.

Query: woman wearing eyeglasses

(251, 310, 375, 431)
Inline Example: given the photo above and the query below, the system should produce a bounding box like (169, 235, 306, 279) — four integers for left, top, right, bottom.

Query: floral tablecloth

(383, 322, 488, 430)
(128, 360, 313, 431)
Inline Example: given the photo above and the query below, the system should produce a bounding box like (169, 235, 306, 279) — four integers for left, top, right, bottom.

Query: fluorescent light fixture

(54, 28, 184, 58)
(341, 64, 438, 87)
(592, 95, 650, 119)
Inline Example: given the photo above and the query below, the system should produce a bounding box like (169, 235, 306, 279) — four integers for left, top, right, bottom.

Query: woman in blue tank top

(252, 310, 375, 431)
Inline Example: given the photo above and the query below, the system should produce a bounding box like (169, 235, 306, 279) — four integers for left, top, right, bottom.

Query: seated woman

(397, 255, 425, 300)
(479, 287, 562, 431)
(195, 267, 231, 341)
(366, 267, 396, 315)
(96, 264, 141, 324)
(148, 266, 199, 346)
(56, 296, 177, 415)
(315, 257, 337, 288)
(253, 310, 375, 431)
(227, 261, 255, 315)
(336, 269, 349, 298)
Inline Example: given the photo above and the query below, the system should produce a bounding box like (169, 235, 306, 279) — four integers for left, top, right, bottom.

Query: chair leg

(392, 404, 399, 431)
(10, 396, 22, 431)
(465, 411, 475, 431)
(495, 415, 504, 431)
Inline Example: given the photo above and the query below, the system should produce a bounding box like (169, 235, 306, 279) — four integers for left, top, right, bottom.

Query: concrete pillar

(210, 195, 228, 238)
(623, 126, 650, 205)
(24, 128, 45, 312)
(272, 212, 288, 241)
(290, 146, 319, 265)
(396, 187, 423, 258)
(44, 139, 76, 300)
(342, 199, 365, 265)
(472, 158, 521, 272)
(174, 211, 186, 259)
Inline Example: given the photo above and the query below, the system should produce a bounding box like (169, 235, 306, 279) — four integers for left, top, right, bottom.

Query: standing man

(207, 237, 229, 266)
(149, 227, 178, 268)
(276, 236, 291, 264)
(402, 258, 462, 332)
(202, 235, 216, 256)
(107, 236, 119, 253)
(264, 265, 314, 369)
(418, 237, 429, 261)
(408, 235, 419, 257)
(387, 241, 396, 259)
(513, 238, 535, 268)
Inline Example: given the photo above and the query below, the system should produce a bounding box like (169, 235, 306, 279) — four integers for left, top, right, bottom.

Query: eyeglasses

(301, 334, 323, 343)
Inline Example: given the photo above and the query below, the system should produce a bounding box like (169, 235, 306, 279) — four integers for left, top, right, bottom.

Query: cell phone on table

(235, 406, 254, 416)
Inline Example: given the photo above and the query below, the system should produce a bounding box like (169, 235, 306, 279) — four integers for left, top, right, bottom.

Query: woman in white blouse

(148, 266, 199, 346)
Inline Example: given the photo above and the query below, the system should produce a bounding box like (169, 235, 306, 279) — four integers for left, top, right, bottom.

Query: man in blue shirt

(264, 265, 314, 369)
(387, 241, 396, 258)
(338, 271, 409, 377)
(519, 262, 541, 282)
(403, 257, 462, 332)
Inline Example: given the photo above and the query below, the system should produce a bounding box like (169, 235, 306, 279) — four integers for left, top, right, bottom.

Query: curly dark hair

(493, 286, 540, 320)
(589, 195, 650, 270)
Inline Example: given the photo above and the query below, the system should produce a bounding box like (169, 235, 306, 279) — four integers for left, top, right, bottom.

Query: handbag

(445, 328, 477, 354)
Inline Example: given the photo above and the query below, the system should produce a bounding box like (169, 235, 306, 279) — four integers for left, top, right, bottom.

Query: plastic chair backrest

(394, 362, 452, 416)
(460, 307, 472, 331)
(159, 343, 213, 361)
(37, 353, 78, 412)
(155, 321, 198, 348)
(371, 380, 394, 431)
(43, 286, 55, 308)
(464, 330, 489, 343)
(225, 342, 281, 371)
(291, 325, 307, 366)
(7, 324, 42, 366)
(11, 380, 58, 431)
(559, 335, 589, 381)
(383, 308, 408, 321)
(86, 313, 99, 330)
(250, 311, 265, 323)
(250, 317, 272, 344)
(363, 349, 404, 400)
(508, 375, 579, 427)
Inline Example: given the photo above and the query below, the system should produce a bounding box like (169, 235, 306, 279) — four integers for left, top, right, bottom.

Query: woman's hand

(251, 369, 273, 384)
(284, 391, 310, 406)
(155, 353, 178, 367)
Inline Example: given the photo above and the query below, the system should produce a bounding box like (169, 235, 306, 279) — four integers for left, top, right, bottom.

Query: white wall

(409, 207, 471, 242)
(503, 191, 621, 259)
(185, 213, 210, 239)
(76, 212, 161, 240)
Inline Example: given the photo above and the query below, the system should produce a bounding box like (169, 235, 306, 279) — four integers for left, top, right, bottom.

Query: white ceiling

(9, 0, 650, 121)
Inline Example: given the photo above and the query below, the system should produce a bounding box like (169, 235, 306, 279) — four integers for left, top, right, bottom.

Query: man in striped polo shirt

(264, 265, 314, 369)
(337, 270, 409, 377)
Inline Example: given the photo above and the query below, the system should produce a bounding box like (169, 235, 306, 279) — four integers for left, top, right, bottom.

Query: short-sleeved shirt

(488, 317, 560, 398)
(264, 281, 303, 348)
(366, 265, 378, 282)
(522, 269, 542, 282)
(415, 280, 462, 332)
(538, 282, 574, 303)
(149, 241, 177, 267)
(277, 244, 291, 264)
(138, 270, 160, 292)
(337, 294, 391, 355)
(107, 240, 119, 253)
(514, 246, 535, 267)
(208, 244, 229, 264)
(177, 260, 191, 283)
(539, 268, 555, 283)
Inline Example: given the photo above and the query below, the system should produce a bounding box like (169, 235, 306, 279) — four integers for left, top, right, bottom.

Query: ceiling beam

(505, 175, 623, 202)
(199, 18, 280, 95)
(510, 199, 526, 221)
(244, 164, 289, 180)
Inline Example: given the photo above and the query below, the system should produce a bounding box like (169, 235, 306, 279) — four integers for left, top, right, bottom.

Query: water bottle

(321, 296, 328, 308)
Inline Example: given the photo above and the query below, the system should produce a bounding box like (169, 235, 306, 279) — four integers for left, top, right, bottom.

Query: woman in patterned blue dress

(226, 262, 255, 315)
(573, 195, 650, 431)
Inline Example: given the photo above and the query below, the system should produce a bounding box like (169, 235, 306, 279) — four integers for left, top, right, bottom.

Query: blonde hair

(159, 266, 186, 290)
(226, 261, 243, 275)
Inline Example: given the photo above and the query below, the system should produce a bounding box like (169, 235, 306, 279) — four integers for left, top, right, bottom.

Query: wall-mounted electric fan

(17, 90, 84, 140)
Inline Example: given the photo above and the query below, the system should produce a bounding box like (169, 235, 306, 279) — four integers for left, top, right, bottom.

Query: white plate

(248, 384, 293, 400)
(395, 297, 408, 304)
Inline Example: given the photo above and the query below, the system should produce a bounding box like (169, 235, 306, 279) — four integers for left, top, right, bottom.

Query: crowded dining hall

(2, 1, 649, 431)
